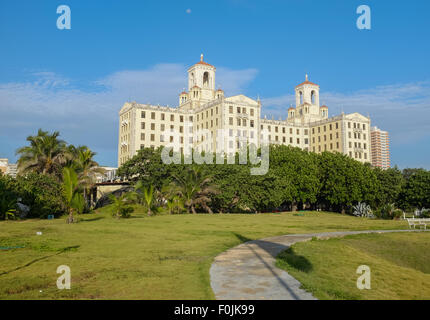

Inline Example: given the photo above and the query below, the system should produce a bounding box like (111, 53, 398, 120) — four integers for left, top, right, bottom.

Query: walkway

(210, 229, 422, 300)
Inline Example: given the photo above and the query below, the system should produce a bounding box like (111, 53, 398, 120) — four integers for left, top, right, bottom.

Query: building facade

(0, 158, 18, 178)
(118, 56, 373, 167)
(370, 126, 391, 169)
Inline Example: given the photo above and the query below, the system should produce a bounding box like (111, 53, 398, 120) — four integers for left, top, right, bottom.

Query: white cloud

(261, 82, 430, 144)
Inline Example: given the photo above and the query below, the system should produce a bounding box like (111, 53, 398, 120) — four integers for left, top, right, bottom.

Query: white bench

(407, 218, 430, 230)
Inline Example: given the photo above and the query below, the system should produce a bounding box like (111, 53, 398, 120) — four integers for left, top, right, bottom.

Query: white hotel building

(118, 55, 374, 167)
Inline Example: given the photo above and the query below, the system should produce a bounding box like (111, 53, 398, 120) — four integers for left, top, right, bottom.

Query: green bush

(13, 173, 67, 218)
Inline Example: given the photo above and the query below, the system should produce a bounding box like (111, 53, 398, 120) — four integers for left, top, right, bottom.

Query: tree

(172, 166, 219, 214)
(62, 167, 83, 223)
(108, 193, 134, 219)
(16, 129, 67, 178)
(398, 169, 430, 211)
(373, 167, 404, 209)
(67, 145, 105, 208)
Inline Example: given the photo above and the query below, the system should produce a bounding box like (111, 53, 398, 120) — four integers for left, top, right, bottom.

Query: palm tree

(67, 145, 105, 207)
(62, 167, 82, 223)
(166, 195, 184, 214)
(172, 167, 219, 214)
(16, 129, 67, 177)
(0, 195, 16, 220)
(108, 193, 134, 219)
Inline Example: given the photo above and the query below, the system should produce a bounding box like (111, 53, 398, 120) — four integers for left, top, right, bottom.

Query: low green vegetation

(0, 209, 406, 299)
(276, 232, 430, 300)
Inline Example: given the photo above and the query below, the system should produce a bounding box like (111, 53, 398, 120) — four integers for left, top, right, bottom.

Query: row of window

(348, 132, 367, 140)
(349, 151, 368, 160)
(312, 132, 340, 144)
(348, 122, 366, 130)
(312, 143, 340, 152)
(312, 122, 339, 134)
(229, 106, 255, 116)
(141, 111, 193, 122)
(229, 117, 255, 127)
(261, 126, 308, 135)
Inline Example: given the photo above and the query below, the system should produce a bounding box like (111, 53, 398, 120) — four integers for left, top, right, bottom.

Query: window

(150, 134, 155, 141)
(141, 133, 145, 140)
(180, 116, 183, 122)
(304, 129, 308, 135)
(283, 137, 286, 143)
(250, 109, 254, 116)
(297, 138, 300, 144)
(237, 107, 241, 113)
(348, 122, 351, 128)
(237, 118, 241, 126)
(250, 120, 254, 128)
(161, 113, 165, 120)
(160, 135, 164, 142)
(170, 114, 174, 121)
(305, 138, 309, 144)
(290, 128, 293, 134)
(275, 126, 278, 133)
(290, 137, 293, 143)
(229, 117, 233, 125)
(189, 116, 193, 122)
(297, 129, 300, 135)
(151, 123, 155, 130)
(229, 106, 233, 113)
(141, 122, 145, 129)
(161, 124, 165, 131)
(180, 126, 183, 133)
(282, 127, 286, 134)
(141, 111, 146, 118)
(151, 112, 155, 120)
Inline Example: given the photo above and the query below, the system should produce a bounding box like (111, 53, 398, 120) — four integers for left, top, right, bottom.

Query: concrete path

(210, 229, 423, 300)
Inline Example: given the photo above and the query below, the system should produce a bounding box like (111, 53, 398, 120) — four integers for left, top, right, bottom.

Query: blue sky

(0, 0, 429, 168)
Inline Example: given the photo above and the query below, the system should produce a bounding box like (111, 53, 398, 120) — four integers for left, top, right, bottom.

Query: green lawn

(0, 207, 407, 299)
(276, 232, 430, 300)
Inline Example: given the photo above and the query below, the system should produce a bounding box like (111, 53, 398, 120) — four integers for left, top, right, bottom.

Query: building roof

(196, 60, 214, 67)
(288, 107, 295, 111)
(296, 74, 319, 88)
(216, 88, 224, 92)
(191, 85, 200, 89)
(320, 105, 328, 109)
(180, 91, 188, 95)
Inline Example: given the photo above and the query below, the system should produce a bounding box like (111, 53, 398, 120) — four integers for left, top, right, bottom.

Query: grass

(276, 232, 430, 300)
(0, 206, 408, 299)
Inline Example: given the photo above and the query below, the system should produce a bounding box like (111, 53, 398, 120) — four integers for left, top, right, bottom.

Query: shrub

(109, 193, 134, 219)
(352, 202, 373, 218)
(392, 209, 404, 220)
(374, 203, 396, 220)
(13, 173, 67, 218)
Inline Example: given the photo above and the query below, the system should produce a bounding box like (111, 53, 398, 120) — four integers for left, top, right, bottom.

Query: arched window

(203, 72, 209, 87)
(191, 73, 195, 85)
(311, 91, 316, 104)
(300, 91, 303, 104)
